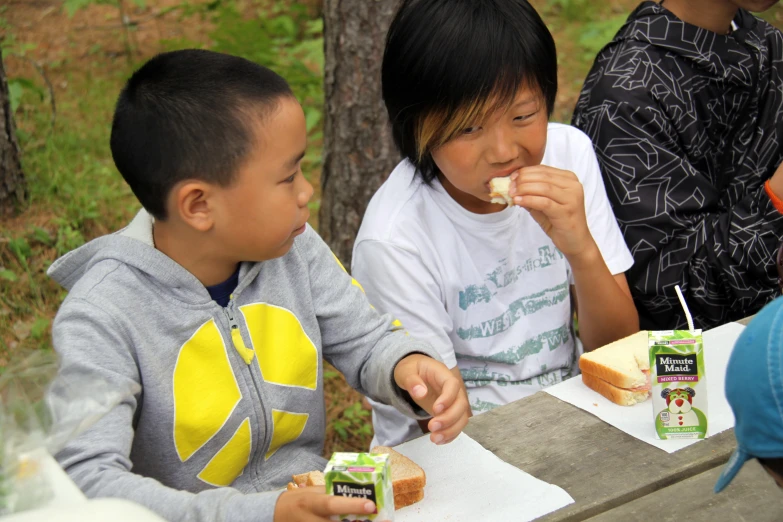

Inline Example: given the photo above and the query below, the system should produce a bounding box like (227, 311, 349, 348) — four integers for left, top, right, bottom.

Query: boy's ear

(172, 180, 216, 232)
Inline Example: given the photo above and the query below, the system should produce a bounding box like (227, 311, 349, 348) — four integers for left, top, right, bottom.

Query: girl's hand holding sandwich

(393, 354, 470, 445)
(508, 166, 639, 351)
(508, 166, 599, 265)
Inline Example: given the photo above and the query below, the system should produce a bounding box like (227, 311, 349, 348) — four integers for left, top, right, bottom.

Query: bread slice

(394, 488, 424, 509)
(581, 372, 650, 406)
(305, 471, 324, 486)
(289, 470, 325, 489)
(292, 472, 309, 487)
(579, 331, 649, 389)
(489, 177, 513, 205)
(371, 446, 426, 495)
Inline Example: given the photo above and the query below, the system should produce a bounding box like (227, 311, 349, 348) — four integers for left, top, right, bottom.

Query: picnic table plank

(463, 392, 737, 521)
(583, 459, 781, 521)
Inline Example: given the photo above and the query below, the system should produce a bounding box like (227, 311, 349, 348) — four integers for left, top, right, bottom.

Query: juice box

(649, 330, 708, 439)
(324, 452, 394, 522)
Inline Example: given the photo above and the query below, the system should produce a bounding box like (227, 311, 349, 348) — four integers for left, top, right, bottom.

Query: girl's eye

(514, 112, 537, 122)
(462, 126, 481, 135)
(284, 173, 296, 183)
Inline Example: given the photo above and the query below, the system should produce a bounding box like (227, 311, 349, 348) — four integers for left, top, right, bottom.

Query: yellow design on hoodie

(331, 252, 404, 331)
(240, 303, 318, 390)
(331, 253, 365, 292)
(266, 410, 309, 460)
(173, 319, 241, 462)
(173, 305, 320, 483)
(197, 418, 252, 487)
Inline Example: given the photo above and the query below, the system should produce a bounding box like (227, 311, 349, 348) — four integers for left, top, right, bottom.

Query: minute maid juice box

(324, 452, 394, 522)
(649, 330, 708, 440)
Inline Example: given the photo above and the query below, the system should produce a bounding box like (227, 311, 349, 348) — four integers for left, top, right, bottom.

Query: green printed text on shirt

(456, 282, 569, 340)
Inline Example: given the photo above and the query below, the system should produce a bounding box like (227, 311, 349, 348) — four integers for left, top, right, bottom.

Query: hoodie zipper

(224, 301, 255, 365)
(223, 298, 273, 488)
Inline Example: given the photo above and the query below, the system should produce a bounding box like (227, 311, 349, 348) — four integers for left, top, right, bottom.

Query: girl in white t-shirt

(352, 0, 640, 447)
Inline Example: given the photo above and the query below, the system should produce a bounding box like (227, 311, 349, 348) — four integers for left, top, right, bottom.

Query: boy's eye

(283, 173, 296, 183)
(462, 126, 481, 135)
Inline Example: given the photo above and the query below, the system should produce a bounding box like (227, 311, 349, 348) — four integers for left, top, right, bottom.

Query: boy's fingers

(431, 398, 467, 431)
(431, 377, 460, 414)
(436, 412, 470, 444)
(401, 373, 429, 399)
(431, 386, 468, 429)
(312, 495, 375, 517)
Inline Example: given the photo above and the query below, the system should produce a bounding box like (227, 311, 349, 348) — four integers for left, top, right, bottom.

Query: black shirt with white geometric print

(573, 1, 783, 330)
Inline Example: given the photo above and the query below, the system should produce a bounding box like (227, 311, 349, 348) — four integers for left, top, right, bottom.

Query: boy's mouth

(293, 215, 309, 235)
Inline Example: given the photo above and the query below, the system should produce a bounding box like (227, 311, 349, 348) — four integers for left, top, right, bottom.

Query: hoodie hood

(47, 209, 259, 305)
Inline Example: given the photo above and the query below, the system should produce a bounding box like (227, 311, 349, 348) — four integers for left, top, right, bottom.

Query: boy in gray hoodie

(47, 49, 470, 522)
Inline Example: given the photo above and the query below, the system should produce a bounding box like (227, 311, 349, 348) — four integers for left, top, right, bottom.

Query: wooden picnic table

(462, 317, 781, 521)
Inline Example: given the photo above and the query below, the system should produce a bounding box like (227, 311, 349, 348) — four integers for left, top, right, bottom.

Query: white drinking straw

(674, 284, 695, 331)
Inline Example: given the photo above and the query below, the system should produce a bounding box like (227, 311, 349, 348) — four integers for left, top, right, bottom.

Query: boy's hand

(509, 166, 598, 264)
(274, 487, 376, 522)
(393, 354, 470, 444)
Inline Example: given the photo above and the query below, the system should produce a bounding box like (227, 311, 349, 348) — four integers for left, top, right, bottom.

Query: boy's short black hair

(110, 49, 294, 220)
(382, 0, 558, 184)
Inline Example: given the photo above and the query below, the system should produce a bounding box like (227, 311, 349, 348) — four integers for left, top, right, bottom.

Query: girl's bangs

(415, 72, 532, 159)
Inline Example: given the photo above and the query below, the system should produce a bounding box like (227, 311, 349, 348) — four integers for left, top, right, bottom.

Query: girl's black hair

(382, 0, 558, 184)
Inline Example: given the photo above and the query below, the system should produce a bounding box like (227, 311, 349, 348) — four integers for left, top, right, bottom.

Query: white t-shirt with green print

(352, 123, 633, 447)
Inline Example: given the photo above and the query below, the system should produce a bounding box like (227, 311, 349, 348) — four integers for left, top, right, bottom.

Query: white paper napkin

(544, 322, 744, 453)
(393, 433, 574, 521)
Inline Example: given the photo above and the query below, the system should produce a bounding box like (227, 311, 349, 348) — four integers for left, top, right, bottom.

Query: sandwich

(371, 446, 426, 509)
(286, 470, 324, 491)
(489, 177, 513, 206)
(579, 330, 651, 406)
(287, 448, 426, 510)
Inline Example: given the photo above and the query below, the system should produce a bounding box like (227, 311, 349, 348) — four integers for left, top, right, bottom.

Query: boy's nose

(298, 178, 314, 207)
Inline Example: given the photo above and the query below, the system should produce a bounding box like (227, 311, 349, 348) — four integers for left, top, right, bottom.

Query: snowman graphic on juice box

(649, 330, 708, 440)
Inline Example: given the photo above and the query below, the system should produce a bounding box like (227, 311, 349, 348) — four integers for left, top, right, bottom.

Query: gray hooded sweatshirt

(47, 210, 439, 522)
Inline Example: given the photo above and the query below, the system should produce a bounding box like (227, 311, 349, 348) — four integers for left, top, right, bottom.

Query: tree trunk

(0, 48, 25, 218)
(319, 0, 400, 268)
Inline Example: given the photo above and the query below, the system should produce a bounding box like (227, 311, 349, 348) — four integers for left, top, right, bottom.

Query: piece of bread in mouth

(489, 177, 513, 206)
(370, 446, 426, 495)
(579, 330, 651, 405)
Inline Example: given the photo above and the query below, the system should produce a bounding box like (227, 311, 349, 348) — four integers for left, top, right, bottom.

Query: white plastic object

(2, 498, 167, 522)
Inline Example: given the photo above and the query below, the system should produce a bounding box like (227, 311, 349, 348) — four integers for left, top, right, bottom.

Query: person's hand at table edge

(393, 353, 470, 445)
(274, 486, 376, 522)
